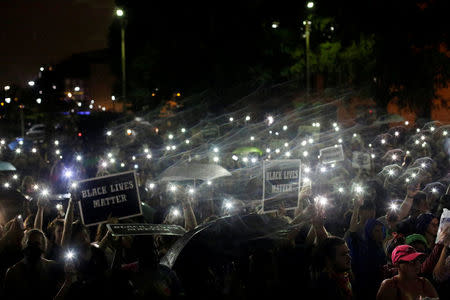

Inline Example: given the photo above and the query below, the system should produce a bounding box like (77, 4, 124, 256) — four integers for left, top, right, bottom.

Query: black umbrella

(160, 213, 290, 269)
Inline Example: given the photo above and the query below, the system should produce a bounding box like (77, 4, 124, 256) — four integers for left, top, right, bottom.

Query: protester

(377, 245, 438, 300)
(1, 110, 450, 299)
(3, 229, 63, 299)
(415, 213, 439, 251)
(405, 233, 428, 253)
(311, 236, 353, 300)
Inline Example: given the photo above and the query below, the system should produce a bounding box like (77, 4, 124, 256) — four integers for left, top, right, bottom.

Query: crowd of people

(0, 107, 450, 299)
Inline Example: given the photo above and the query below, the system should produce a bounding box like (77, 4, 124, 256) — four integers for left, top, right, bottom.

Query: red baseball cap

(391, 245, 424, 265)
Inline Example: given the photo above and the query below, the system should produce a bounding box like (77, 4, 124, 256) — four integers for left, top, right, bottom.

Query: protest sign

(436, 208, 450, 244)
(319, 145, 344, 164)
(352, 151, 371, 170)
(75, 171, 142, 226)
(107, 223, 186, 237)
(262, 159, 301, 213)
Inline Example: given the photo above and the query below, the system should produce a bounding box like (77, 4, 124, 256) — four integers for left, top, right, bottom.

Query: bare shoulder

(5, 260, 25, 278)
(379, 277, 397, 290)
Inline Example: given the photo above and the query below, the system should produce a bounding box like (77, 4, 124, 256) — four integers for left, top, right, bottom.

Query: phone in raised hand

(16, 215, 24, 230)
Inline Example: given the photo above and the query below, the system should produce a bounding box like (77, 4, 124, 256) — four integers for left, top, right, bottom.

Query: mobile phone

(65, 250, 76, 261)
(16, 215, 24, 230)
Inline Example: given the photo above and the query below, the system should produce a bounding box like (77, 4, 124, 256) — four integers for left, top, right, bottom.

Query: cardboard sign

(76, 171, 142, 226)
(107, 223, 186, 237)
(262, 159, 301, 213)
(436, 208, 450, 244)
(319, 145, 344, 164)
(352, 151, 371, 170)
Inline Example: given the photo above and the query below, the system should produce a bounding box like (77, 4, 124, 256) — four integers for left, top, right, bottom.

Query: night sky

(0, 0, 114, 86)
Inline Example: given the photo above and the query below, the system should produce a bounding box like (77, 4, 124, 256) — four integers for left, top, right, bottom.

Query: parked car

(25, 124, 46, 139)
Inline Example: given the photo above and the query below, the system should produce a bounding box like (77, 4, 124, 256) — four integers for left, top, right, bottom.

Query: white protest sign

(436, 208, 450, 244)
(320, 145, 344, 164)
(262, 159, 301, 213)
(352, 151, 371, 170)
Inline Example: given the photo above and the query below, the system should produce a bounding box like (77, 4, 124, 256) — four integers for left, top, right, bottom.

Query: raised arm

(349, 197, 362, 232)
(33, 197, 47, 230)
(61, 199, 74, 248)
(432, 228, 450, 282)
(398, 183, 420, 221)
(182, 196, 197, 231)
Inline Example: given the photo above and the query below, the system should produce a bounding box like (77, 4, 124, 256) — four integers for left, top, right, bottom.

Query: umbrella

(7, 138, 34, 151)
(158, 163, 232, 182)
(232, 146, 263, 156)
(0, 161, 16, 171)
(373, 114, 404, 125)
(160, 214, 290, 269)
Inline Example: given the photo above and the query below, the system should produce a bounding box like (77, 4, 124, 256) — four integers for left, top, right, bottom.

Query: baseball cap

(405, 234, 428, 248)
(391, 245, 424, 265)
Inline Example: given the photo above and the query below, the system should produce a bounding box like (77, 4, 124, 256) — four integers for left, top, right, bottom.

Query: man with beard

(311, 237, 354, 300)
(3, 229, 63, 300)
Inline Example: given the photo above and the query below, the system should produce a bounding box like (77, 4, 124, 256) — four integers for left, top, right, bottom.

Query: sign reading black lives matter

(262, 159, 301, 213)
(76, 171, 142, 226)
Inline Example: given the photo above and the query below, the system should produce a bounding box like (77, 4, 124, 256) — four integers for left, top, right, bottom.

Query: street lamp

(116, 8, 126, 110)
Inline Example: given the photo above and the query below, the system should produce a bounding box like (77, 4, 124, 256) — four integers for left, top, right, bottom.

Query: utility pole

(305, 21, 311, 97)
(19, 105, 25, 137)
(116, 8, 126, 111)
(121, 22, 126, 104)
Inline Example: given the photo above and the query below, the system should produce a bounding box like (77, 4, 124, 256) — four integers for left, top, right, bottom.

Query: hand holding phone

(16, 215, 24, 230)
